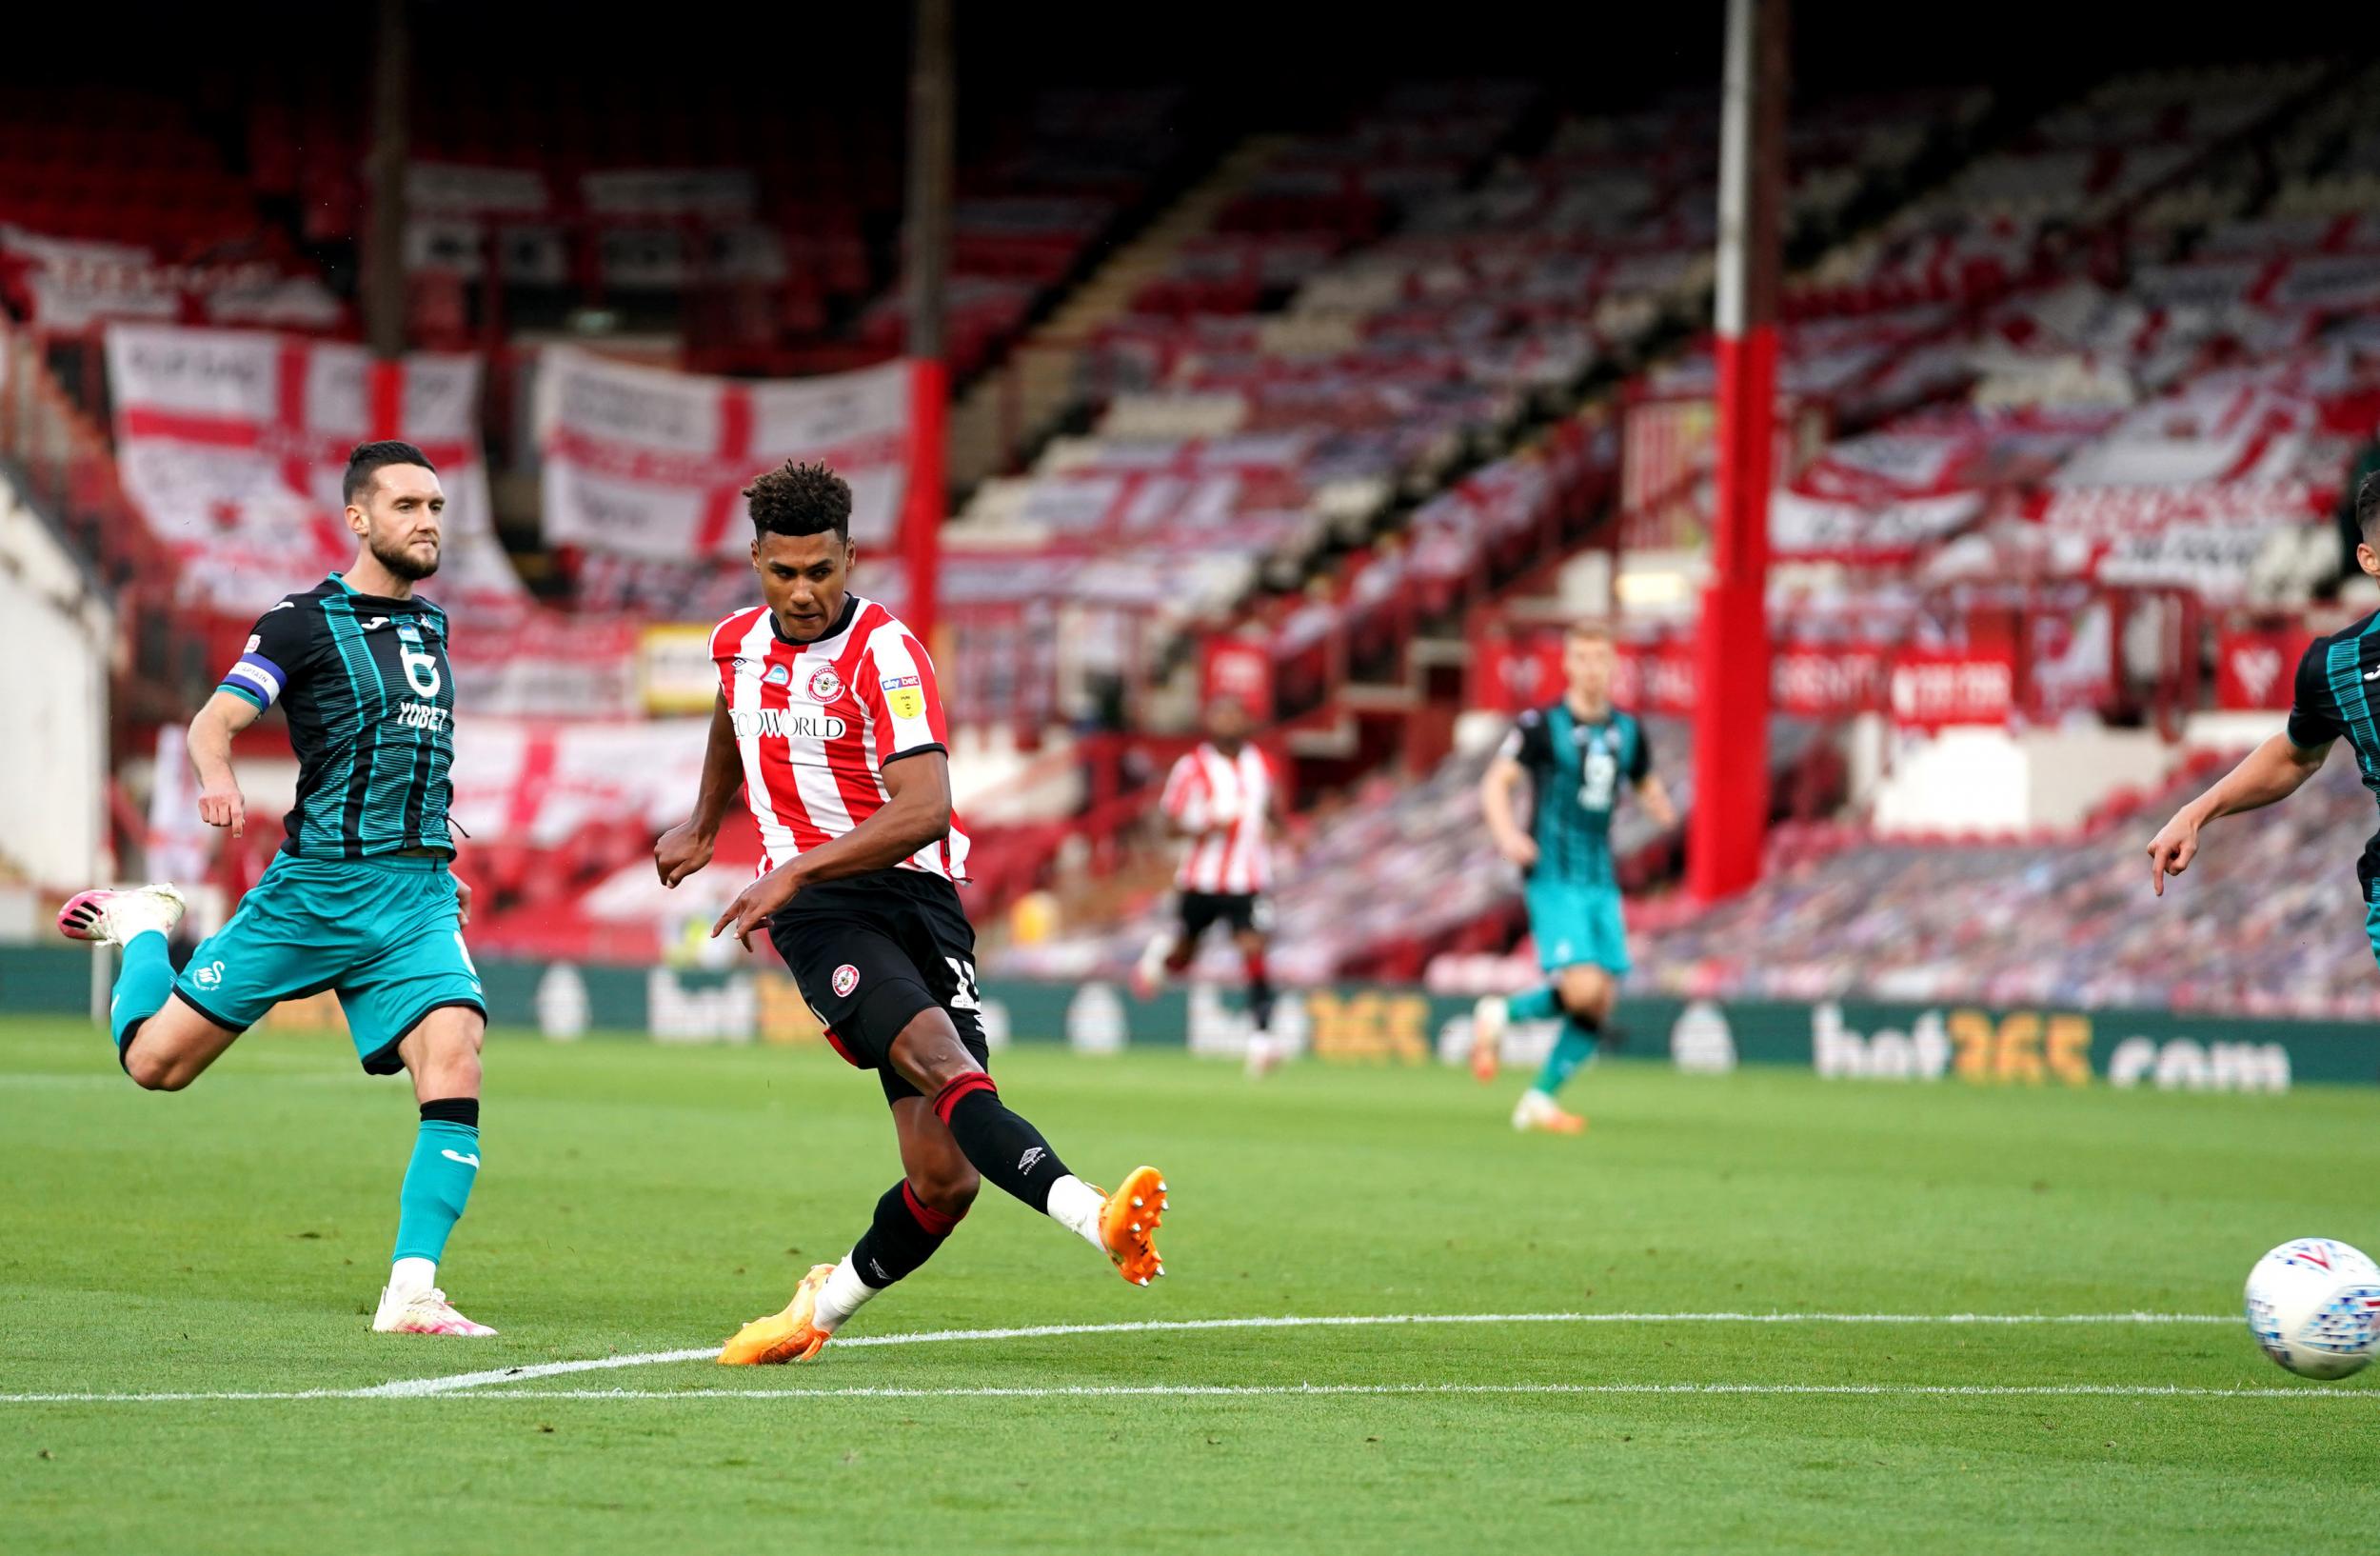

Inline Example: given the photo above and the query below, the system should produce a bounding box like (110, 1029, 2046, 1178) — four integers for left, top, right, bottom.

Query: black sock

(848, 1181, 962, 1290)
(933, 1075, 1071, 1213)
(1244, 947, 1276, 1032)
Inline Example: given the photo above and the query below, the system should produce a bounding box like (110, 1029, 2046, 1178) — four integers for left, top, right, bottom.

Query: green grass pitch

(3, 1012, 2376, 1553)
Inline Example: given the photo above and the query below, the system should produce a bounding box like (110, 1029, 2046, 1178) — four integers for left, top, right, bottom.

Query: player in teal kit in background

(56, 441, 495, 1336)
(1473, 622, 1676, 1133)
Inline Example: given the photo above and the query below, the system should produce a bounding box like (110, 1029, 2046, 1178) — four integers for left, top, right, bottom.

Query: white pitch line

(0, 1310, 2252, 1406)
(358, 1310, 2239, 1399)
(3, 1381, 2370, 1405)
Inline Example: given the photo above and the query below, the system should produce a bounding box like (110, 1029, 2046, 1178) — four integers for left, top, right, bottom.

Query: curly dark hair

(744, 460, 852, 542)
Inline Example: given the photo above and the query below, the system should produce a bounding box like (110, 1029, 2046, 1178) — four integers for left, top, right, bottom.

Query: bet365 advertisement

(4, 947, 2370, 1091)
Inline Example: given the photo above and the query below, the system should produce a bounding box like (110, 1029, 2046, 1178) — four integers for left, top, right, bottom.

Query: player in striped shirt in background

(654, 461, 1172, 1365)
(1132, 698, 1288, 1076)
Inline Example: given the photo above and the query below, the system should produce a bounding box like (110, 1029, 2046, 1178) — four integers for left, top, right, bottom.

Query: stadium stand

(1625, 751, 2380, 1022)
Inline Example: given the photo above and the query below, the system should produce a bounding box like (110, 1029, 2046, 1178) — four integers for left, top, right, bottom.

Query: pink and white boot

(57, 883, 187, 946)
(372, 1284, 497, 1336)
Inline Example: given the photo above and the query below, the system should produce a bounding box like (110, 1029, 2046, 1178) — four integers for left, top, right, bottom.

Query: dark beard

(370, 533, 441, 582)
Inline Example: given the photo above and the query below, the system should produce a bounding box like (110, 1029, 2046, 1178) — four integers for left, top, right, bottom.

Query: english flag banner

(105, 324, 523, 613)
(534, 347, 912, 562)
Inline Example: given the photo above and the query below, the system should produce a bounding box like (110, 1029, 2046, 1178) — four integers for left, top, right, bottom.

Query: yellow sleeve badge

(883, 673, 926, 720)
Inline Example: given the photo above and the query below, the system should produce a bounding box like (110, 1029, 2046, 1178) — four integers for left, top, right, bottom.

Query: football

(2244, 1239, 2380, 1380)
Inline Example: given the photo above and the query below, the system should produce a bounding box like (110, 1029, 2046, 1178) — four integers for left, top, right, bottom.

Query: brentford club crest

(831, 964, 861, 998)
(807, 665, 844, 703)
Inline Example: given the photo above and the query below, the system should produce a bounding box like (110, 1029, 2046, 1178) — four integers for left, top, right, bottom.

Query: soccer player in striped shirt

(1472, 622, 1675, 1132)
(654, 461, 1172, 1365)
(1132, 697, 1287, 1075)
(56, 442, 493, 1335)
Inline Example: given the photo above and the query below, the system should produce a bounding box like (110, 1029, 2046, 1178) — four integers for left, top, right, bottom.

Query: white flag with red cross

(533, 346, 911, 562)
(104, 323, 525, 614)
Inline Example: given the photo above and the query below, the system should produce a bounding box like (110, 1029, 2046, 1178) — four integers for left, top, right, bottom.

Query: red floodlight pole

(1686, 0, 1785, 901)
(900, 0, 953, 651)
(365, 0, 410, 437)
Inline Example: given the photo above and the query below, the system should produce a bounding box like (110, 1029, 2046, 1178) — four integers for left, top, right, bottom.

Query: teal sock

(1506, 985, 1561, 1022)
(109, 931, 176, 1052)
(393, 1105, 481, 1266)
(1531, 1020, 1599, 1099)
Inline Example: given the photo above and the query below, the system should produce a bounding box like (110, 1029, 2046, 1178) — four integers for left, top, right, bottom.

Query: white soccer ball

(2244, 1238, 2380, 1380)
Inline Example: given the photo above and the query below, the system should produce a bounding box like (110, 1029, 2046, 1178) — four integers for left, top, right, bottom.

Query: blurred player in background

(656, 461, 1171, 1365)
(1133, 697, 1285, 1075)
(56, 442, 493, 1335)
(2150, 472, 2380, 923)
(1473, 622, 1675, 1132)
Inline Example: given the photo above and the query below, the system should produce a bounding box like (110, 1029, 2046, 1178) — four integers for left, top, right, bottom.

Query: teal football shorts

(172, 853, 486, 1073)
(1524, 876, 1632, 976)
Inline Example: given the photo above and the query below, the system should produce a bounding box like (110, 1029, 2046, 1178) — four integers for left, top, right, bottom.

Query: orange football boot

(1100, 1166, 1170, 1287)
(719, 1262, 836, 1365)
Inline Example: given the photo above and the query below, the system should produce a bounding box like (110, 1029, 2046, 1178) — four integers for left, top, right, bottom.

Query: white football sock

(1135, 936, 1170, 988)
(812, 1255, 878, 1334)
(1043, 1174, 1108, 1251)
(387, 1256, 438, 1302)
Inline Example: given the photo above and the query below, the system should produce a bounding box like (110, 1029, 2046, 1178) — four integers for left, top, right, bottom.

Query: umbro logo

(1018, 1146, 1046, 1173)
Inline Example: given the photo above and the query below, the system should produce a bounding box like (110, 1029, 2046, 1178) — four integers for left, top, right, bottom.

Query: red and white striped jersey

(1160, 742, 1274, 894)
(710, 594, 970, 882)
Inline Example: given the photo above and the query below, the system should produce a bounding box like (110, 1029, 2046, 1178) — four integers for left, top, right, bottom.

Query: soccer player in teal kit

(1473, 622, 1676, 1132)
(58, 442, 493, 1335)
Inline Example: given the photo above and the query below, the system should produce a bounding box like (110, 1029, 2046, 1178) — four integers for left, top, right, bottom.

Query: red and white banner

(536, 347, 912, 561)
(105, 324, 524, 613)
(446, 617, 642, 718)
(448, 718, 710, 848)
(1769, 487, 1985, 561)
(2215, 625, 2316, 710)
(1200, 637, 1276, 722)
(2034, 479, 2321, 539)
(5, 229, 344, 334)
(1886, 648, 2017, 728)
(1475, 631, 2016, 724)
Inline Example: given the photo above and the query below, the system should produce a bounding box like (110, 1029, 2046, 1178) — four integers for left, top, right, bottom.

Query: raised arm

(188, 689, 264, 839)
(2146, 732, 2330, 897)
(655, 692, 741, 888)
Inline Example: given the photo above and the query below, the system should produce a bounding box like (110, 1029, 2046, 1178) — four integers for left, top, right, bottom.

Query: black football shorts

(1178, 889, 1267, 940)
(766, 868, 987, 1107)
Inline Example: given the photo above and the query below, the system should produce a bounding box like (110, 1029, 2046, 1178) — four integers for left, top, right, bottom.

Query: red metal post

(1686, 0, 1786, 902)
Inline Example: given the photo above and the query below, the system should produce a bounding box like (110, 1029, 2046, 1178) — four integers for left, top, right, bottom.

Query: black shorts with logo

(765, 868, 987, 1107)
(1178, 889, 1267, 940)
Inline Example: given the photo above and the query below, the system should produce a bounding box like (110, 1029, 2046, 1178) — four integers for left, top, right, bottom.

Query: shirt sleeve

(217, 600, 309, 710)
(860, 625, 948, 767)
(1160, 754, 1200, 819)
(1627, 717, 1654, 783)
(1497, 708, 1553, 773)
(2288, 639, 2345, 750)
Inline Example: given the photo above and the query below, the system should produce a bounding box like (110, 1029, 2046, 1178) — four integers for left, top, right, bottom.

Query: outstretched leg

(890, 1009, 1167, 1285)
(59, 885, 242, 1090)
